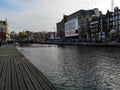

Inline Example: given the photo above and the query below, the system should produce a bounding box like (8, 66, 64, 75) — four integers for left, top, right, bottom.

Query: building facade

(105, 10, 113, 41)
(57, 8, 101, 41)
(0, 19, 8, 41)
(90, 17, 100, 42)
(57, 15, 67, 40)
(65, 17, 79, 39)
(112, 7, 120, 42)
(79, 8, 101, 41)
(57, 6, 120, 43)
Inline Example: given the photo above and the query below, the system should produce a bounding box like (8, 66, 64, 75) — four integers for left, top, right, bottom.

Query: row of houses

(0, 19, 57, 43)
(57, 7, 120, 43)
(17, 31, 57, 42)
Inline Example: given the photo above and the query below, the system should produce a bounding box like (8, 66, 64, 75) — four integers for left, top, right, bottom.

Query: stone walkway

(0, 45, 56, 90)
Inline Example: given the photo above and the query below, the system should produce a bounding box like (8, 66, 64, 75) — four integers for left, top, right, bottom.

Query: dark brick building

(57, 15, 67, 40)
(0, 20, 8, 41)
(79, 8, 101, 41)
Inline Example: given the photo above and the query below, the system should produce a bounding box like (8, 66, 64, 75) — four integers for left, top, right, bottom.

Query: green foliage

(19, 32, 27, 39)
(10, 31, 18, 40)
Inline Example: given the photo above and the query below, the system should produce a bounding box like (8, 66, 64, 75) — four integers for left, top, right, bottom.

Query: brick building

(0, 19, 8, 41)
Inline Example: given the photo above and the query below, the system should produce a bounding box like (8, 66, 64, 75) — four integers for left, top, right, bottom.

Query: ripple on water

(18, 44, 120, 90)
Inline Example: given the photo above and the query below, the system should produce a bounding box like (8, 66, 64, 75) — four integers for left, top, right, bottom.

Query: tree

(10, 31, 19, 40)
(19, 32, 27, 40)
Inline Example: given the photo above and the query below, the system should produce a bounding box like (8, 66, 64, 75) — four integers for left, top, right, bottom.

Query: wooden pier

(0, 45, 56, 90)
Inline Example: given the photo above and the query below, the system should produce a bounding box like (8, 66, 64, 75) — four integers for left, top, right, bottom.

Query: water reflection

(18, 44, 120, 90)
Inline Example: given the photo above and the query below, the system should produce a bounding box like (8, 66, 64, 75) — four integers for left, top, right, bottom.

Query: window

(75, 30, 78, 33)
(110, 18, 112, 21)
(119, 20, 120, 24)
(115, 16, 117, 20)
(119, 15, 120, 19)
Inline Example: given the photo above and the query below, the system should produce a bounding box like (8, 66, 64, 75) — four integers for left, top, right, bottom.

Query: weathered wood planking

(0, 45, 56, 90)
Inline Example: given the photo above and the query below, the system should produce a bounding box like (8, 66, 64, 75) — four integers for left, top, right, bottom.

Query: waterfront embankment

(31, 41, 120, 47)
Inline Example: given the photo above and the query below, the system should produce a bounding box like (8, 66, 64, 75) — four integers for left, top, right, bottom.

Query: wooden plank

(0, 56, 8, 90)
(14, 57, 27, 90)
(11, 55, 20, 90)
(0, 57, 5, 78)
(16, 58, 35, 90)
(5, 56, 12, 90)
(22, 56, 56, 90)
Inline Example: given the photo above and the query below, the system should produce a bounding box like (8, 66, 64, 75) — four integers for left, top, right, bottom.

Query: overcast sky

(0, 0, 120, 32)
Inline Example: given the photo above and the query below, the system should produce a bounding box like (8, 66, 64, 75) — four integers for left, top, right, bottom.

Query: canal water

(18, 44, 120, 90)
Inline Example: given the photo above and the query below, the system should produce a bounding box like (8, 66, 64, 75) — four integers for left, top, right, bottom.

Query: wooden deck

(0, 45, 56, 90)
